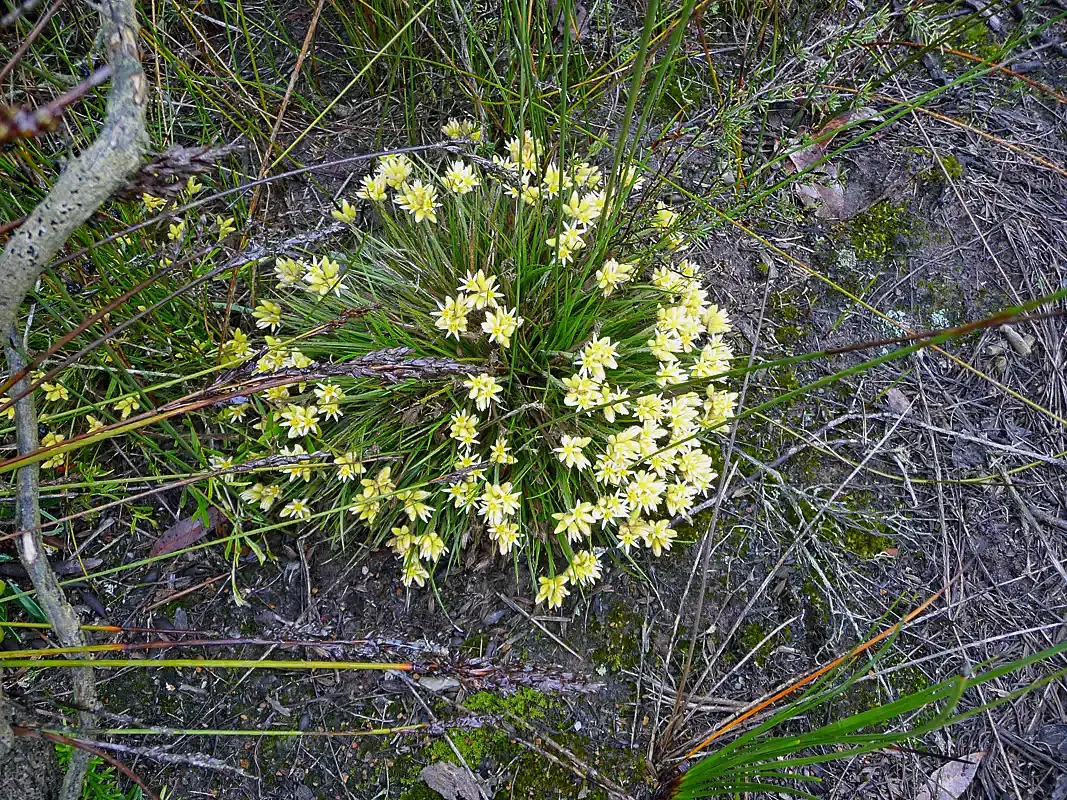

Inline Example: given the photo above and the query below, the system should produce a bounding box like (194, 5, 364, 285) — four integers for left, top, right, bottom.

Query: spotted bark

(0, 2, 147, 798)
(0, 0, 148, 335)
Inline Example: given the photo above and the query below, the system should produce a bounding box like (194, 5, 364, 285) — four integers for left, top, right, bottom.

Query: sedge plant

(196, 126, 740, 604)
(662, 635, 1067, 799)
(55, 745, 143, 800)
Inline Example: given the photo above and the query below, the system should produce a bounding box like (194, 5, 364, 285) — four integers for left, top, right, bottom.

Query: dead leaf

(420, 762, 485, 800)
(885, 388, 912, 415)
(266, 692, 292, 717)
(794, 179, 845, 219)
(914, 751, 985, 800)
(173, 606, 189, 630)
(547, 0, 589, 40)
(817, 106, 882, 140)
(1000, 324, 1033, 356)
(786, 140, 828, 173)
(149, 507, 227, 558)
(785, 109, 881, 174)
(418, 676, 461, 693)
(787, 106, 882, 220)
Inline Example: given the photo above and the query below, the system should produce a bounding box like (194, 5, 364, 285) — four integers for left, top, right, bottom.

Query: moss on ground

(737, 621, 783, 668)
(775, 324, 807, 347)
(424, 688, 551, 768)
(836, 526, 894, 558)
(459, 632, 492, 657)
(836, 491, 894, 557)
(847, 201, 916, 261)
(768, 286, 815, 351)
(917, 276, 966, 328)
(394, 687, 650, 799)
(772, 288, 807, 323)
(589, 603, 643, 674)
(939, 153, 964, 180)
(779, 491, 893, 559)
(954, 20, 1003, 62)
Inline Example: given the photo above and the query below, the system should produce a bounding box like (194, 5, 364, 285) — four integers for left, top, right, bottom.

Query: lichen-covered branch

(0, 692, 11, 761)
(0, 2, 146, 796)
(0, 0, 148, 335)
(6, 339, 99, 800)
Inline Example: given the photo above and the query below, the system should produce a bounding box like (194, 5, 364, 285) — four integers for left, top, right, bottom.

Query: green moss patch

(396, 688, 650, 799)
(847, 201, 918, 261)
(589, 603, 643, 674)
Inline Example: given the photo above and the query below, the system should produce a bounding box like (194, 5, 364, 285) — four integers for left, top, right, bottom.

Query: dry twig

(0, 0, 148, 336)
(4, 344, 99, 800)
(0, 67, 113, 143)
(0, 1, 147, 797)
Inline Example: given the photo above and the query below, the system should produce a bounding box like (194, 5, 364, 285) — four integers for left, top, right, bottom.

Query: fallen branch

(0, 0, 148, 337)
(13, 726, 160, 800)
(115, 141, 243, 201)
(0, 224, 349, 404)
(0, 347, 469, 475)
(0, 1, 147, 795)
(17, 725, 249, 779)
(5, 341, 99, 800)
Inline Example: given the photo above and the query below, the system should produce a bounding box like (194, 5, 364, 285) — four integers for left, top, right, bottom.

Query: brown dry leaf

(914, 751, 986, 800)
(794, 176, 845, 218)
(788, 106, 882, 219)
(885, 387, 913, 415)
(818, 106, 882, 140)
(786, 140, 828, 173)
(791, 147, 844, 218)
(786, 108, 881, 173)
(420, 762, 485, 800)
(547, 0, 589, 40)
(149, 507, 227, 558)
(1000, 324, 1033, 356)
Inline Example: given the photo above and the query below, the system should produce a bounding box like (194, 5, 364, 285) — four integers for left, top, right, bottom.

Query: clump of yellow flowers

(216, 123, 738, 608)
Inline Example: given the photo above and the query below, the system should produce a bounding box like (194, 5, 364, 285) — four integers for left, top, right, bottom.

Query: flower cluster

(14, 367, 147, 473)
(9, 174, 245, 480)
(210, 123, 737, 608)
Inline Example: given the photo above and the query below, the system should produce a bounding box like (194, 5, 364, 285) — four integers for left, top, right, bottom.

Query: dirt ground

(4, 1, 1067, 799)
